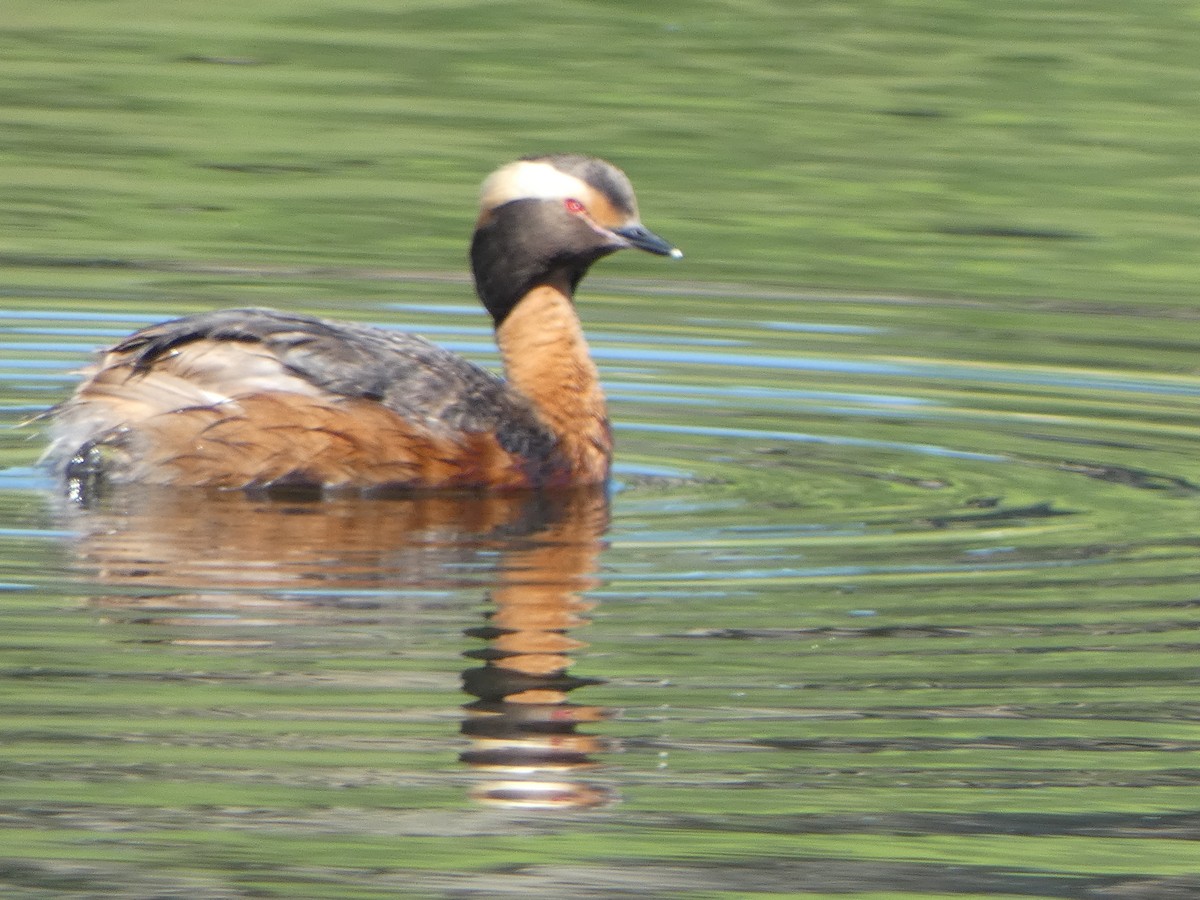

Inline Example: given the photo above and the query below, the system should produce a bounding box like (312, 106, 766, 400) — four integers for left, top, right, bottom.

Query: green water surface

(2, 2, 1199, 898)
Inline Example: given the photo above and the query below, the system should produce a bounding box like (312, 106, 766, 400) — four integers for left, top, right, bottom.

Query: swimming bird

(44, 154, 681, 494)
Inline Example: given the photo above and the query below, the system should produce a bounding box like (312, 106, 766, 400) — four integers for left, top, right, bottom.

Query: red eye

(564, 198, 586, 215)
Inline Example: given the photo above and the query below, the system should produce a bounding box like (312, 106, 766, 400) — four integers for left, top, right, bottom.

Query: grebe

(44, 154, 681, 493)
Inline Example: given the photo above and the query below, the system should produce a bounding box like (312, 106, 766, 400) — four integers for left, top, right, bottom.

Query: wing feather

(45, 308, 564, 489)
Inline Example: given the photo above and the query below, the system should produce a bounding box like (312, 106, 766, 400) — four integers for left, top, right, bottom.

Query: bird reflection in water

(459, 486, 614, 809)
(58, 483, 615, 808)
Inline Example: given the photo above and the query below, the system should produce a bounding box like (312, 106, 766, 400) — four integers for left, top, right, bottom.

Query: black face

(471, 197, 627, 325)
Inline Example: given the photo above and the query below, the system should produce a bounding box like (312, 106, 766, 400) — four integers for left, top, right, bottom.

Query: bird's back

(45, 308, 568, 492)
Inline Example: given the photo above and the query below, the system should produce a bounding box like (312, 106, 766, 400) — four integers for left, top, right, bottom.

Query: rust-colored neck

(495, 283, 611, 483)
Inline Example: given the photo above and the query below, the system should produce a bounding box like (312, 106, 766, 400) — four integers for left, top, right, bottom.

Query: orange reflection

(459, 486, 615, 807)
(58, 484, 615, 808)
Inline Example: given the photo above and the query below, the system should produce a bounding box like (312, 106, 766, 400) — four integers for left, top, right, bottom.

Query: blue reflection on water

(617, 421, 1007, 462)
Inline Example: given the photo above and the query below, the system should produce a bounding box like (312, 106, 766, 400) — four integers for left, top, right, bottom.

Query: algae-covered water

(2, 2, 1199, 898)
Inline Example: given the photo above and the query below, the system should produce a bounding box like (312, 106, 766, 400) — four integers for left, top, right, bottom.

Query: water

(1, 269, 1198, 898)
(5, 0, 1200, 893)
